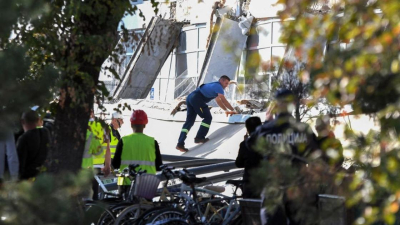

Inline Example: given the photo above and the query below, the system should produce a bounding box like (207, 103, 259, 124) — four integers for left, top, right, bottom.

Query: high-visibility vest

(81, 130, 102, 169)
(88, 121, 106, 166)
(102, 127, 119, 159)
(88, 121, 104, 140)
(118, 133, 156, 185)
(92, 125, 119, 166)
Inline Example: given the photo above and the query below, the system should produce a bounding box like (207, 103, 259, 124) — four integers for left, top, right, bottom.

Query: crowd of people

(0, 75, 347, 225)
(0, 107, 163, 201)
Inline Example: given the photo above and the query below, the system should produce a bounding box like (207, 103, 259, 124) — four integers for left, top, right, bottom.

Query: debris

(170, 96, 187, 116)
(238, 15, 254, 35)
(236, 99, 264, 109)
(234, 106, 242, 113)
(225, 111, 237, 117)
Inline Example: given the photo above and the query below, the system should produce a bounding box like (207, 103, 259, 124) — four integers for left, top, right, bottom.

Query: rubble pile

(168, 96, 267, 116)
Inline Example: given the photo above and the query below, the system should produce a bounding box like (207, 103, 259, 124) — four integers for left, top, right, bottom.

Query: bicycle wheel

(85, 201, 115, 225)
(203, 199, 240, 224)
(112, 203, 153, 225)
(146, 208, 186, 225)
(151, 218, 189, 225)
(97, 203, 132, 225)
(135, 206, 166, 225)
(230, 214, 243, 225)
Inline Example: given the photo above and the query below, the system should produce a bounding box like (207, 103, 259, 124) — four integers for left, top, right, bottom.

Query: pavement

(117, 115, 247, 160)
(97, 100, 255, 161)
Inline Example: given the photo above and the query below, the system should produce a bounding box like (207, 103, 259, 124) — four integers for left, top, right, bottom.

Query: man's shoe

(194, 138, 209, 144)
(176, 145, 189, 152)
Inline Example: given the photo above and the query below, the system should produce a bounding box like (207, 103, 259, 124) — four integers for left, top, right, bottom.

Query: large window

(243, 19, 286, 99)
(247, 20, 286, 74)
(175, 25, 207, 78)
(175, 24, 207, 98)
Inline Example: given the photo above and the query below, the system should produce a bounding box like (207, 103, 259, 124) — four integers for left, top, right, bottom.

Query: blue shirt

(199, 82, 224, 99)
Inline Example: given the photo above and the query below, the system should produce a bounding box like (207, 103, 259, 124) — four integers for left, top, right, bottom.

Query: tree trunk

(46, 0, 123, 173)
(48, 86, 93, 173)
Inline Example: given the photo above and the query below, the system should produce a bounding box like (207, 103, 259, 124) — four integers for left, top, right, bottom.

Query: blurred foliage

(250, 0, 400, 224)
(0, 1, 158, 221)
(0, 0, 57, 136)
(0, 0, 146, 172)
(0, 170, 98, 225)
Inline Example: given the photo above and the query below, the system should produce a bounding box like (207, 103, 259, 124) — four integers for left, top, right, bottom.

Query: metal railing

(165, 159, 235, 168)
(103, 156, 241, 192)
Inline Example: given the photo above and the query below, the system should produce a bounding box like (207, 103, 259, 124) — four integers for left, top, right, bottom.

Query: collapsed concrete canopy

(114, 17, 183, 99)
(198, 17, 248, 86)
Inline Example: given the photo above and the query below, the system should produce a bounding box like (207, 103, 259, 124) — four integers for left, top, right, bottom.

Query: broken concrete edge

(113, 16, 160, 98)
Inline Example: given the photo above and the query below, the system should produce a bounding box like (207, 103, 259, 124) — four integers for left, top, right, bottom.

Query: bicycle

(113, 165, 181, 225)
(115, 166, 238, 225)
(85, 164, 148, 225)
(144, 169, 243, 225)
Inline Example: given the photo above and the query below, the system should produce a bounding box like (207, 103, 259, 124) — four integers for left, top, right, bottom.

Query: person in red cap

(112, 109, 163, 198)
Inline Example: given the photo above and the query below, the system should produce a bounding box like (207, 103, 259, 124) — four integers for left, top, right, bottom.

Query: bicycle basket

(133, 173, 161, 199)
(240, 199, 262, 225)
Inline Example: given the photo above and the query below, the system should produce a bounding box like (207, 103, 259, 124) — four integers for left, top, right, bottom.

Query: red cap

(130, 110, 148, 125)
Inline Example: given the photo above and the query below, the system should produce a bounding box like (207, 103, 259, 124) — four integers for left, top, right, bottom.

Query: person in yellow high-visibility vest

(81, 129, 102, 200)
(105, 111, 123, 163)
(89, 119, 106, 164)
(91, 111, 123, 174)
(87, 111, 111, 200)
(81, 130, 102, 169)
(112, 109, 163, 199)
(88, 116, 112, 174)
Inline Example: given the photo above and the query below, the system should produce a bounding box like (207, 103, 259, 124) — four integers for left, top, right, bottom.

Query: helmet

(274, 88, 295, 102)
(112, 111, 123, 119)
(130, 110, 148, 125)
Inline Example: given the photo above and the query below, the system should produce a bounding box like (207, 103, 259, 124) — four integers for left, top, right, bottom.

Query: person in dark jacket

(235, 116, 262, 198)
(16, 110, 50, 180)
(248, 89, 321, 225)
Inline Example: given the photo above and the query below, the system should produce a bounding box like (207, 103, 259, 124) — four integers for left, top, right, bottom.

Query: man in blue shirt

(176, 75, 237, 152)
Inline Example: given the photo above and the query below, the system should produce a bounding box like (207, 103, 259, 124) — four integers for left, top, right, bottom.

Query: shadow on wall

(183, 123, 244, 157)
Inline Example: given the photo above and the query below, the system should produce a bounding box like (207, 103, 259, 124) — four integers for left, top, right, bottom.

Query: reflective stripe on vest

(108, 131, 119, 156)
(118, 133, 156, 185)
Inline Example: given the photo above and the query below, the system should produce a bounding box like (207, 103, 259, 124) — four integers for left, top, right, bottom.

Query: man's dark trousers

(178, 90, 212, 146)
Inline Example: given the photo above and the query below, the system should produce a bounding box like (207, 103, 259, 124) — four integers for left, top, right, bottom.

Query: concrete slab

(114, 17, 183, 99)
(198, 17, 248, 85)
